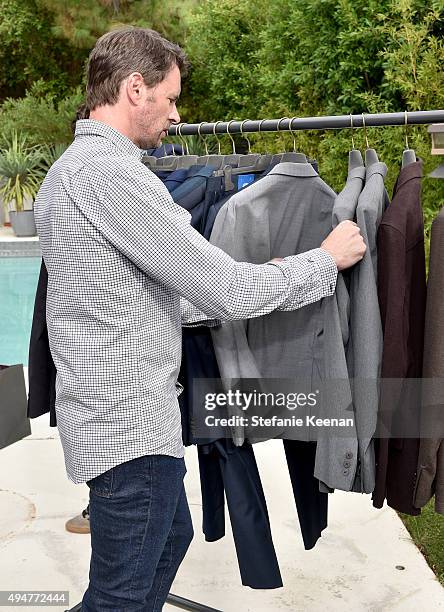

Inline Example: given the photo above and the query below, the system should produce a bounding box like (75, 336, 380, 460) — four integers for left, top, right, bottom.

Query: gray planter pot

(9, 210, 37, 237)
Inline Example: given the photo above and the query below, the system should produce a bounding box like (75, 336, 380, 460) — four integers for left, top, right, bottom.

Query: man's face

(133, 64, 181, 150)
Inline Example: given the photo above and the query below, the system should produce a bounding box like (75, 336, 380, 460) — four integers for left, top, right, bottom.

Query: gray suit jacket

(317, 157, 366, 493)
(210, 162, 359, 491)
(332, 156, 367, 377)
(348, 159, 388, 493)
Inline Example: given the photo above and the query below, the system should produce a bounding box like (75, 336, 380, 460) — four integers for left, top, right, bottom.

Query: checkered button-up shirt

(34, 119, 337, 484)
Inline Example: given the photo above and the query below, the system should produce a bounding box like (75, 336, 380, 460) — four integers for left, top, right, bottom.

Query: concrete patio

(1, 372, 443, 611)
(0, 230, 443, 610)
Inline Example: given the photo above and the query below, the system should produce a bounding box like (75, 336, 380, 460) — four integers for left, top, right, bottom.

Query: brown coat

(414, 206, 444, 515)
(373, 160, 426, 514)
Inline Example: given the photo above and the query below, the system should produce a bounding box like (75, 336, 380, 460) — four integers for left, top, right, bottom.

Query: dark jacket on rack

(414, 205, 444, 515)
(27, 260, 56, 426)
(372, 160, 426, 515)
(198, 439, 283, 589)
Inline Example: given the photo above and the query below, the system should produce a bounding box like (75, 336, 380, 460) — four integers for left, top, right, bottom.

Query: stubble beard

(136, 97, 166, 151)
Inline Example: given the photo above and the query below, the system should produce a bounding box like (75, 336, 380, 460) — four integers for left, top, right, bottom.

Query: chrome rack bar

(67, 593, 222, 611)
(168, 110, 444, 136)
(167, 593, 223, 611)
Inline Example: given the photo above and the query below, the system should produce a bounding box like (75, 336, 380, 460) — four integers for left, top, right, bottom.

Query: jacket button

(343, 469, 349, 476)
(343, 460, 351, 468)
(345, 451, 353, 459)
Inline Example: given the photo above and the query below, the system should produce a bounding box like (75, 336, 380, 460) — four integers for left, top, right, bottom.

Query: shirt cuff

(267, 248, 338, 311)
(180, 297, 221, 328)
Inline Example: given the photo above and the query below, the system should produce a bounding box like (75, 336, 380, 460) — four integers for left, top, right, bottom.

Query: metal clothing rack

(167, 110, 444, 136)
(68, 108, 444, 612)
(67, 593, 222, 611)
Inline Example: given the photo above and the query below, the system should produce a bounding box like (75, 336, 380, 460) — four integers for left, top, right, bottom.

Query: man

(63, 106, 182, 537)
(34, 27, 365, 611)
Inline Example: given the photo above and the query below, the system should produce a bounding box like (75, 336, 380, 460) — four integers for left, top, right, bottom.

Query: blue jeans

(81, 455, 193, 611)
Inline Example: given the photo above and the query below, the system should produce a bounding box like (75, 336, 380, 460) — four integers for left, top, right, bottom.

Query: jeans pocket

(87, 467, 114, 498)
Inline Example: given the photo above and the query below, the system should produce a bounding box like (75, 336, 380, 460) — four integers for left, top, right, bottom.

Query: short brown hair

(85, 27, 189, 111)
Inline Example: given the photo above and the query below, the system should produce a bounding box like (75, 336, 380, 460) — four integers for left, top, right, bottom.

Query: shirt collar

(75, 119, 143, 160)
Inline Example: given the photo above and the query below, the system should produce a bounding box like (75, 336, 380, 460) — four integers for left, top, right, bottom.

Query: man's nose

(169, 105, 180, 125)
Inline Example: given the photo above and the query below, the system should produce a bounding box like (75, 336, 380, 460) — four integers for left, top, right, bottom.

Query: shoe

(65, 505, 90, 534)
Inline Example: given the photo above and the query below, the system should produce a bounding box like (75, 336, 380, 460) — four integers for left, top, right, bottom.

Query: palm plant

(0, 132, 45, 212)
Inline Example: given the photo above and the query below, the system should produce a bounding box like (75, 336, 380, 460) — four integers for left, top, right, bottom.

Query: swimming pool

(0, 257, 40, 366)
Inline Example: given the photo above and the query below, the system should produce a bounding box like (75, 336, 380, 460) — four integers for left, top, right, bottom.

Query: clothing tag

(237, 174, 255, 190)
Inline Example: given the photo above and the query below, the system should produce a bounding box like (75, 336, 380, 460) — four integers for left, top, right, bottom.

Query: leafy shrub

(0, 82, 84, 146)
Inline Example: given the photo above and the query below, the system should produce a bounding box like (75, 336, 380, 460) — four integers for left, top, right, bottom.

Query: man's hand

(321, 220, 366, 271)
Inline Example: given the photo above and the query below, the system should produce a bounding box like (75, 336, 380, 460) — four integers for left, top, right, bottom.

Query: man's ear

(126, 72, 145, 105)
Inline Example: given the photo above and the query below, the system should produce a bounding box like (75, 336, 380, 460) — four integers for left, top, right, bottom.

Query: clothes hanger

(194, 122, 215, 167)
(141, 154, 160, 168)
(197, 121, 225, 169)
(402, 111, 416, 168)
(208, 120, 236, 190)
(222, 120, 241, 168)
(235, 119, 261, 167)
(141, 142, 170, 168)
(216, 119, 268, 190)
(269, 116, 308, 164)
(152, 124, 199, 170)
(278, 116, 308, 163)
(348, 114, 364, 170)
(232, 119, 271, 171)
(151, 127, 181, 170)
(362, 113, 379, 166)
(174, 124, 199, 168)
(269, 117, 288, 165)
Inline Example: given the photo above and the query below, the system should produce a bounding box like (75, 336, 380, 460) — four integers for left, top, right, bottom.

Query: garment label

(237, 174, 255, 190)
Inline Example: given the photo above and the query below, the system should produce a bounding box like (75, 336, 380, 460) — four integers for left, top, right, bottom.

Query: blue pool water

(0, 257, 40, 366)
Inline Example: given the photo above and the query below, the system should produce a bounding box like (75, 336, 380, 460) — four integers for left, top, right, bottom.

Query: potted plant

(0, 132, 45, 237)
